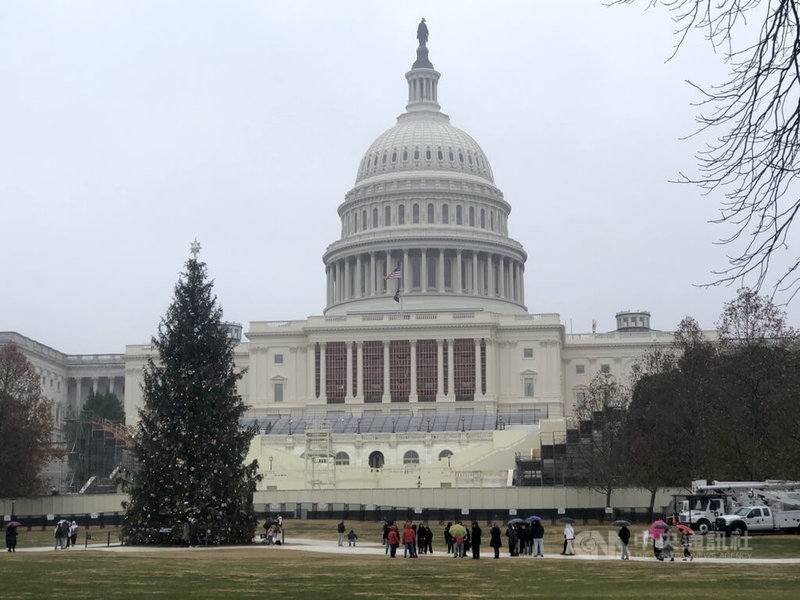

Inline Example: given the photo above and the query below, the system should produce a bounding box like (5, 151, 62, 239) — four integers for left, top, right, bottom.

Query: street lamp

(391, 417, 396, 433)
(426, 417, 431, 433)
(356, 418, 361, 434)
(269, 456, 273, 471)
(288, 419, 293, 435)
(460, 416, 465, 432)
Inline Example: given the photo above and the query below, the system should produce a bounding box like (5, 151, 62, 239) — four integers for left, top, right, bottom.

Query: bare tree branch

(613, 1, 800, 302)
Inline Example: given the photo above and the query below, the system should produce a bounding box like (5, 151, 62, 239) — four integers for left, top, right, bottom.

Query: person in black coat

(531, 519, 545, 557)
(489, 524, 502, 559)
(618, 525, 631, 560)
(471, 521, 482, 559)
(6, 524, 18, 552)
(444, 522, 454, 555)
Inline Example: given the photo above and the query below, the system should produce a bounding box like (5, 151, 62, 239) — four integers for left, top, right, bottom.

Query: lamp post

(288, 419, 293, 435)
(460, 416, 465, 432)
(10, 499, 15, 520)
(356, 418, 361, 434)
(426, 417, 430, 433)
(391, 417, 396, 433)
(269, 456, 273, 471)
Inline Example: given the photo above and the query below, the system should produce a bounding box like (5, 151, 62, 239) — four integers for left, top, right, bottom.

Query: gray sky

(1, 1, 796, 354)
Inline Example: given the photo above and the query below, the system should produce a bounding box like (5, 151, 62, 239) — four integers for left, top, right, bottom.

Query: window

(384, 205, 391, 226)
(523, 347, 533, 359)
(274, 354, 284, 364)
(335, 451, 350, 466)
(369, 451, 385, 469)
(469, 206, 475, 226)
(274, 382, 284, 403)
(600, 364, 610, 374)
(480, 208, 485, 228)
(442, 204, 449, 224)
(362, 210, 367, 230)
(426, 147, 431, 160)
(353, 212, 358, 232)
(576, 391, 586, 408)
(413, 203, 420, 224)
(523, 377, 534, 397)
(427, 203, 434, 224)
(403, 450, 420, 464)
(398, 205, 405, 225)
(456, 205, 462, 225)
(372, 208, 378, 228)
(575, 364, 585, 374)
(439, 449, 453, 462)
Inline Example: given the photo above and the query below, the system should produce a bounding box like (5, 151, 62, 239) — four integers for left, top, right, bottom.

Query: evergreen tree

(123, 255, 260, 544)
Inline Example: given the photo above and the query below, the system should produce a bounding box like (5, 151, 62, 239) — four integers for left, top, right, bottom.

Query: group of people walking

(503, 520, 547, 557)
(54, 519, 78, 550)
(382, 521, 434, 557)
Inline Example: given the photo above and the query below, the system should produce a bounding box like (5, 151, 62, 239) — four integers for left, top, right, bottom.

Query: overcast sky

(1, 1, 796, 355)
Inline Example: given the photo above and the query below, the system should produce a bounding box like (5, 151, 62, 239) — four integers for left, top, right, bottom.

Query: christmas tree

(123, 247, 260, 544)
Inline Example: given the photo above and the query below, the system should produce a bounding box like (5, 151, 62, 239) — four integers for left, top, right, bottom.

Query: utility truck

(707, 481, 800, 536)
(674, 480, 800, 534)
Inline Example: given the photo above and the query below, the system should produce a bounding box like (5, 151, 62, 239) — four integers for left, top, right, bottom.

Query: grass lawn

(4, 519, 799, 599)
(2, 547, 799, 600)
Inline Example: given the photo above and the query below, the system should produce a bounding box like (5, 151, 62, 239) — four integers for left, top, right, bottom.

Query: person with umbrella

(614, 520, 631, 560)
(449, 521, 466, 558)
(489, 523, 502, 559)
(649, 520, 669, 561)
(677, 524, 694, 561)
(505, 522, 519, 557)
(6, 521, 20, 552)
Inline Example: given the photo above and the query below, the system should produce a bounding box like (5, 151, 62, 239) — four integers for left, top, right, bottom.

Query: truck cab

(715, 506, 774, 535)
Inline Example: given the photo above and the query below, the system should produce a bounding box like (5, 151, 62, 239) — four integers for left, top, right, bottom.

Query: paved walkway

(12, 538, 800, 564)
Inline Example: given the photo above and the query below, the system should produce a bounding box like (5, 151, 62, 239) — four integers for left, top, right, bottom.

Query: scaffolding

(304, 426, 336, 489)
(65, 414, 133, 493)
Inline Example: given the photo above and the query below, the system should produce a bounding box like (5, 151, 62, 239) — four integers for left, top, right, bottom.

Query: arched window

(362, 210, 367, 230)
(480, 208, 486, 228)
(403, 149, 408, 161)
(335, 451, 350, 466)
(385, 205, 391, 226)
(391, 151, 397, 163)
(427, 203, 434, 223)
(372, 207, 378, 228)
(398, 204, 405, 225)
(469, 206, 475, 226)
(414, 147, 420, 160)
(438, 449, 453, 462)
(442, 204, 449, 224)
(490, 211, 494, 231)
(354, 212, 359, 232)
(369, 451, 385, 469)
(413, 203, 420, 224)
(456, 205, 463, 225)
(425, 147, 432, 160)
(437, 147, 443, 161)
(403, 450, 420, 464)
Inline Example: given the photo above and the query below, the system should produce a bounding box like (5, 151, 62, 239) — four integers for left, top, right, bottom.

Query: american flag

(384, 264, 402, 280)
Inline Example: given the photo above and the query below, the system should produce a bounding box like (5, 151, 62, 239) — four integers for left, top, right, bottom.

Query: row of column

(305, 339, 493, 403)
(326, 249, 525, 306)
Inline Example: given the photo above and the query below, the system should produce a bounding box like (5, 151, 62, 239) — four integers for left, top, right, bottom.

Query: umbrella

(677, 524, 695, 535)
(6, 521, 21, 529)
(612, 519, 631, 527)
(449, 523, 467, 538)
(648, 520, 669, 539)
(507, 518, 525, 525)
(525, 515, 542, 522)
(557, 517, 575, 524)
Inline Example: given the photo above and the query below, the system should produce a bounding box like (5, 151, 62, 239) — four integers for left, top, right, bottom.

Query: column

(447, 339, 455, 398)
(485, 339, 493, 397)
(487, 255, 495, 297)
(346, 342, 353, 398)
(335, 262, 343, 302)
(75, 378, 82, 410)
(403, 249, 410, 294)
(383, 341, 390, 400)
(436, 339, 444, 400)
(308, 343, 315, 399)
(370, 252, 376, 296)
(356, 341, 364, 401)
(92, 378, 98, 393)
(498, 258, 505, 299)
(438, 250, 445, 292)
(344, 259, 350, 300)
(320, 343, 327, 400)
(421, 248, 427, 292)
(510, 262, 517, 302)
(410, 339, 417, 401)
(355, 255, 362, 299)
(472, 252, 479, 295)
(474, 338, 482, 397)
(520, 264, 525, 305)
(109, 376, 115, 396)
(385, 250, 392, 295)
(456, 250, 463, 294)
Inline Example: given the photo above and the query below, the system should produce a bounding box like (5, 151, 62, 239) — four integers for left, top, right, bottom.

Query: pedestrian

(522, 522, 533, 555)
(54, 520, 66, 550)
(663, 530, 675, 562)
(337, 520, 345, 546)
(489, 524, 502, 559)
(681, 531, 693, 561)
(347, 529, 358, 547)
(452, 522, 465, 558)
(444, 522, 454, 555)
(387, 524, 399, 558)
(382, 521, 390, 554)
(70, 521, 79, 547)
(531, 519, 545, 557)
(563, 522, 575, 555)
(618, 525, 631, 560)
(410, 523, 418, 557)
(189, 518, 199, 547)
(402, 522, 416, 558)
(471, 521, 482, 559)
(505, 523, 518, 557)
(653, 535, 664, 561)
(6, 524, 18, 552)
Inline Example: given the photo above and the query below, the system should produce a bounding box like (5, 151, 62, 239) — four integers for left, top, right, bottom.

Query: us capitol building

(1, 24, 688, 494)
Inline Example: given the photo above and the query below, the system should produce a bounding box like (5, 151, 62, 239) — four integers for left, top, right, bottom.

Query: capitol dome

(355, 113, 495, 185)
(322, 22, 528, 317)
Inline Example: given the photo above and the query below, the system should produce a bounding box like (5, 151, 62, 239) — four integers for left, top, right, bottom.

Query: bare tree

(614, 1, 800, 301)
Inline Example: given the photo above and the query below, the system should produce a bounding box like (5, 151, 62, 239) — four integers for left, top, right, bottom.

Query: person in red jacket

(387, 524, 400, 558)
(402, 522, 417, 558)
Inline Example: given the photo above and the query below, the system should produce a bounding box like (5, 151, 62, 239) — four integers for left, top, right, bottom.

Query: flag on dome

(384, 264, 402, 280)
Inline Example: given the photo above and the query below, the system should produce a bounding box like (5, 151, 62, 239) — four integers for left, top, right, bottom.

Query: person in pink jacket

(402, 522, 417, 558)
